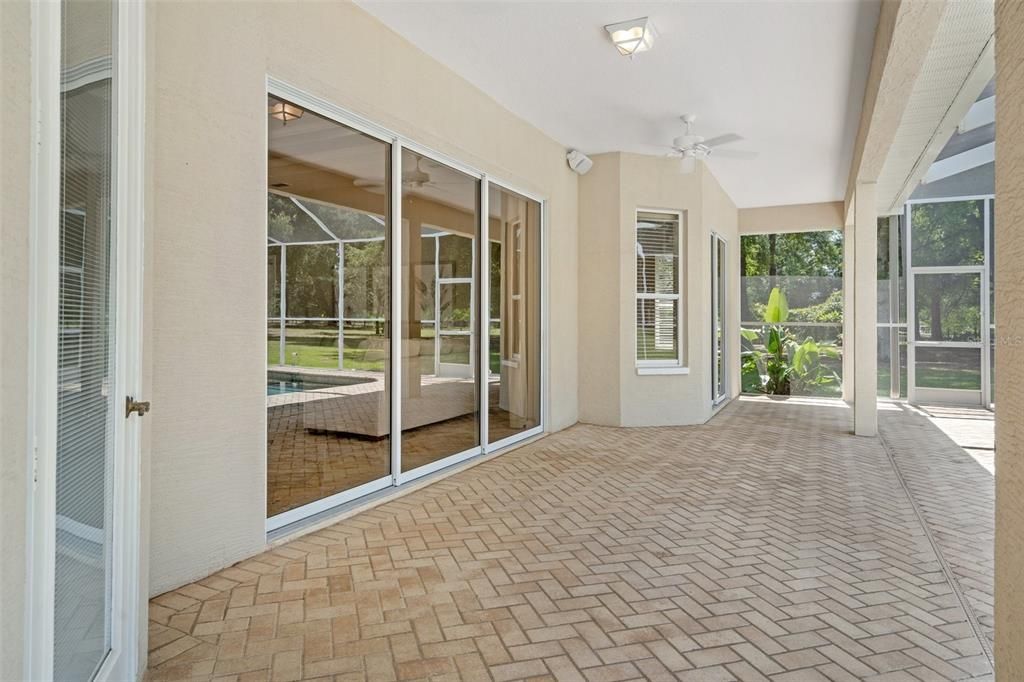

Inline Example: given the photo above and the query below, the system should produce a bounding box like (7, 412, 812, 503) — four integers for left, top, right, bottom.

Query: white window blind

(636, 211, 682, 364)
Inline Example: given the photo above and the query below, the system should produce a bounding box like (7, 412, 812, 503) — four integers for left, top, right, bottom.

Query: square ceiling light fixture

(604, 17, 656, 57)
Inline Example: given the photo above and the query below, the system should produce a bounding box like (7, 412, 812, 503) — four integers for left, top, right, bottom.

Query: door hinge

(125, 396, 151, 418)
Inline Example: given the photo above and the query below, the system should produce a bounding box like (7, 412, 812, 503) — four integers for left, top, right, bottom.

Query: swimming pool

(266, 373, 373, 396)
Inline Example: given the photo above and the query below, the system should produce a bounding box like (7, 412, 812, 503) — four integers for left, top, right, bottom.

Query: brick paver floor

(148, 397, 994, 681)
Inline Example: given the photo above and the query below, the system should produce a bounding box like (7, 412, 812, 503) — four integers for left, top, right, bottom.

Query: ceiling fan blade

(712, 148, 759, 160)
(702, 133, 743, 148)
(680, 156, 696, 174)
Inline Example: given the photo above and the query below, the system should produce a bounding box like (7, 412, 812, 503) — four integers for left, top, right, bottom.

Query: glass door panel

(55, 0, 116, 678)
(266, 96, 391, 523)
(401, 149, 480, 473)
(487, 184, 541, 444)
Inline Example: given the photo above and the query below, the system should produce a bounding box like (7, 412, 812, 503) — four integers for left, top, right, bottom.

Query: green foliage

(788, 289, 844, 324)
(741, 231, 844, 278)
(741, 287, 841, 396)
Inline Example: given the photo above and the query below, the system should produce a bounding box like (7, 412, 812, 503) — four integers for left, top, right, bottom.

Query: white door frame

(26, 0, 146, 679)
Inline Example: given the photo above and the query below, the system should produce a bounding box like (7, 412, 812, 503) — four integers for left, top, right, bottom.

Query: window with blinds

(636, 211, 682, 365)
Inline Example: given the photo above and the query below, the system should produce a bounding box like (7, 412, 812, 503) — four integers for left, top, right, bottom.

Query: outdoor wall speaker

(566, 149, 593, 175)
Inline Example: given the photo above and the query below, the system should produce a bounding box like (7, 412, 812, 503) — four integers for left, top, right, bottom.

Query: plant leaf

(764, 287, 789, 324)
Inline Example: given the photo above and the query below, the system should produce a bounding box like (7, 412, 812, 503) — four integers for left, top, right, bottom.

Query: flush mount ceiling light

(604, 17, 656, 57)
(269, 101, 303, 124)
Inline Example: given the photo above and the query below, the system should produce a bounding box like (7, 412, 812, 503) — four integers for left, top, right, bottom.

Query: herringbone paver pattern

(148, 398, 993, 681)
(878, 403, 994, 656)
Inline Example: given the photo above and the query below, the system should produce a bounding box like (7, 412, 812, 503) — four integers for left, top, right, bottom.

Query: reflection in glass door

(400, 149, 481, 475)
(436, 279, 474, 378)
(265, 95, 392, 528)
(907, 199, 989, 405)
(264, 85, 545, 525)
(487, 184, 542, 446)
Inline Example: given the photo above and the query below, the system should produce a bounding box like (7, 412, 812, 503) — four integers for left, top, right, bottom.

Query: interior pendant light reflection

(269, 100, 303, 124)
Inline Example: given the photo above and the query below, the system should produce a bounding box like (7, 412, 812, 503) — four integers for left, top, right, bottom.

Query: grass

(269, 325, 502, 373)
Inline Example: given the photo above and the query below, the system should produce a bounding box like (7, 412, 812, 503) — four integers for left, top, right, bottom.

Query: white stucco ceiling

(357, 0, 880, 209)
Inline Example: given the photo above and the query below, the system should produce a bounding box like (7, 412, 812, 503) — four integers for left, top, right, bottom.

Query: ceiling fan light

(605, 17, 655, 57)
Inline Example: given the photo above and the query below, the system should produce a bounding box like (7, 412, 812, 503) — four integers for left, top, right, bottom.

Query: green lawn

(268, 325, 501, 373)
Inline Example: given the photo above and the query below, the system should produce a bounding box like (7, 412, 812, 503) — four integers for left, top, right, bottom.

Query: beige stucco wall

(578, 153, 739, 427)
(738, 201, 845, 235)
(994, 0, 1024, 674)
(147, 1, 580, 594)
(0, 1, 31, 678)
(577, 154, 622, 425)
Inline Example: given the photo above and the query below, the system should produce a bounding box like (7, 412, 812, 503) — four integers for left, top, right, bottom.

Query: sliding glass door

(487, 184, 542, 445)
(400, 149, 481, 475)
(265, 86, 544, 528)
(266, 95, 392, 527)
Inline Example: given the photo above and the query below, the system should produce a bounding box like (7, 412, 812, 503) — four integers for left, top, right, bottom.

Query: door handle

(125, 396, 151, 418)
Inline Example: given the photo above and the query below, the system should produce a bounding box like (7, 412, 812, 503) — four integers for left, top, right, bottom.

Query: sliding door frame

(265, 78, 546, 528)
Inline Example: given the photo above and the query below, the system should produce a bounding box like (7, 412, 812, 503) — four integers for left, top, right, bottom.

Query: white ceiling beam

(959, 95, 995, 133)
(922, 141, 994, 184)
(843, 0, 947, 224)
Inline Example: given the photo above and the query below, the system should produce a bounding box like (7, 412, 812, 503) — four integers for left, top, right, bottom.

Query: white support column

(842, 222, 855, 402)
(853, 182, 877, 436)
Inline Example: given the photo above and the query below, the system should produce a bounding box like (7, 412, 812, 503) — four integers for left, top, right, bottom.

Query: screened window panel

(267, 193, 335, 243)
(268, 246, 281, 317)
(911, 200, 985, 267)
(437, 232, 474, 279)
(913, 272, 981, 342)
(285, 244, 339, 318)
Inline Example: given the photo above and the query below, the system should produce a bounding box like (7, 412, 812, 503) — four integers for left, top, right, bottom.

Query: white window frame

(635, 208, 685, 371)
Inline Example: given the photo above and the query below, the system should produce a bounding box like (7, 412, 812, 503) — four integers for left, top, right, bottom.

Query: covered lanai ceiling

(356, 0, 881, 209)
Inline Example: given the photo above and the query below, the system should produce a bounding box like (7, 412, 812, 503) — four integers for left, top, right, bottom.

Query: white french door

(711, 233, 728, 405)
(28, 1, 145, 680)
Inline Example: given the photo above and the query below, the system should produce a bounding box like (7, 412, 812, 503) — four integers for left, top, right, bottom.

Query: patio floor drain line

(877, 429, 995, 670)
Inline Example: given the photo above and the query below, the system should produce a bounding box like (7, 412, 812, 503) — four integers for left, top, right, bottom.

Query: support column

(853, 182, 877, 437)
(995, 0, 1024, 674)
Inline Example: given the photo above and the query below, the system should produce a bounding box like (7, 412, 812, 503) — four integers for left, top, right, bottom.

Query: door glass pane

(56, 0, 116, 678)
(488, 184, 541, 443)
(401, 149, 479, 471)
(913, 273, 981, 342)
(266, 96, 390, 517)
(916, 347, 982, 390)
(911, 200, 984, 267)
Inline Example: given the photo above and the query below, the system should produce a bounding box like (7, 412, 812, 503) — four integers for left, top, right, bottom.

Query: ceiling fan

(353, 157, 434, 194)
(667, 114, 757, 173)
